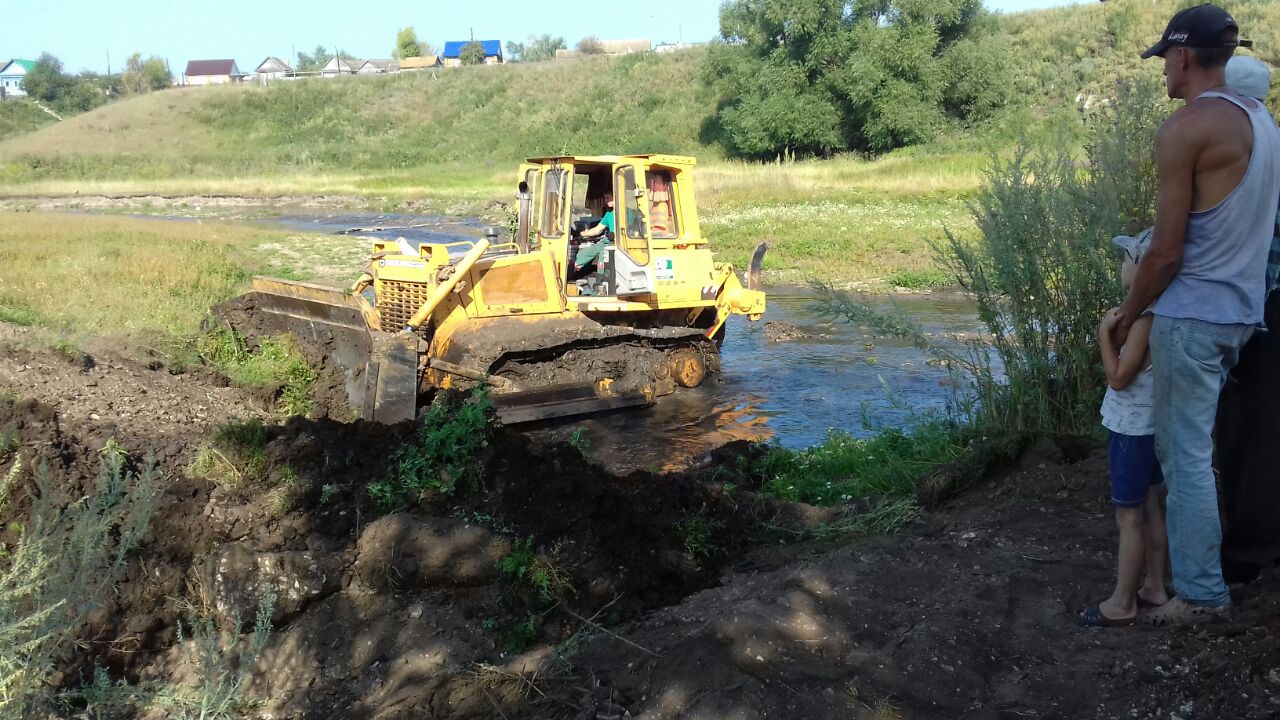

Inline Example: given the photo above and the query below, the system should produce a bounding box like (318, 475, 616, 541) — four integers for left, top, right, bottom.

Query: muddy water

(529, 288, 983, 472)
(126, 207, 984, 470)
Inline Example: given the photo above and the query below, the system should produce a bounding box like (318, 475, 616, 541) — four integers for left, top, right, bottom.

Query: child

(1081, 229, 1171, 627)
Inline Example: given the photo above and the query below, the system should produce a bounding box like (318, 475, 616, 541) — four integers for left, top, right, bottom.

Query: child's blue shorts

(1108, 431, 1164, 507)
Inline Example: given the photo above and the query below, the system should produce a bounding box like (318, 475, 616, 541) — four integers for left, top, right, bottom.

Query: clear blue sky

(1, 0, 1092, 75)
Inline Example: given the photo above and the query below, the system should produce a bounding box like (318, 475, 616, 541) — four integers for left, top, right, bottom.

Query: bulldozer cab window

(616, 166, 650, 265)
(646, 170, 678, 239)
(541, 169, 567, 238)
(572, 173, 590, 217)
(521, 169, 540, 249)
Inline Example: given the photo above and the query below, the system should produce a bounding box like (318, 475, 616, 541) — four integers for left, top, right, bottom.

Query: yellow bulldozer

(225, 154, 767, 423)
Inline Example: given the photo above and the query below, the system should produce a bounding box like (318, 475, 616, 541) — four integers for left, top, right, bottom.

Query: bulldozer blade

(494, 382, 652, 425)
(232, 277, 419, 423)
(747, 242, 768, 292)
(249, 277, 373, 330)
(365, 332, 420, 424)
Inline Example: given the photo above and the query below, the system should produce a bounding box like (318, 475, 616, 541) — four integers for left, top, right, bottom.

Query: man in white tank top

(1113, 4, 1280, 625)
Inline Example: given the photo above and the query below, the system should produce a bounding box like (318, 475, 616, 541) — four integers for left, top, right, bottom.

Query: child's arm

(1101, 311, 1152, 390)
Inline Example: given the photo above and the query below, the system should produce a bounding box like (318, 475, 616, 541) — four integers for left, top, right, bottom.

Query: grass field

(0, 212, 361, 346)
(0, 0, 1276, 286)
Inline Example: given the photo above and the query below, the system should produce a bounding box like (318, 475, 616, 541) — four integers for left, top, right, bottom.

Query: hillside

(2, 0, 1278, 187)
(0, 101, 57, 139)
(0, 50, 717, 183)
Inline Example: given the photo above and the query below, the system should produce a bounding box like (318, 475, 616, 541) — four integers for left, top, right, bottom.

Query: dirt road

(1, 328, 1276, 720)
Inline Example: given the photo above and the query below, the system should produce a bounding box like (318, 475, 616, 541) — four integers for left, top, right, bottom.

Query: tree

(17, 53, 104, 114)
(513, 34, 564, 63)
(704, 0, 1009, 158)
(120, 52, 171, 94)
(296, 45, 329, 72)
(394, 27, 433, 59)
(576, 36, 605, 55)
(21, 53, 70, 104)
(459, 41, 487, 66)
(296, 46, 358, 72)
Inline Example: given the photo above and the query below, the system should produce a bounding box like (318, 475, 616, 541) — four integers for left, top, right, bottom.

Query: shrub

(371, 388, 495, 508)
(819, 78, 1166, 442)
(496, 537, 572, 604)
(0, 446, 159, 717)
(71, 587, 276, 720)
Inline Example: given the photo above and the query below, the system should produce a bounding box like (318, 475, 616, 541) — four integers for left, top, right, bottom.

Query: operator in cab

(573, 192, 614, 274)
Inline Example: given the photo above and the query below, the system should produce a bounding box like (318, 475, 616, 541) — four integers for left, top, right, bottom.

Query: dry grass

(0, 212, 347, 343)
(0, 87, 211, 160)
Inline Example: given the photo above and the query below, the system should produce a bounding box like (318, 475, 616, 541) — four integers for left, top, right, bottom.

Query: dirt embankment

(1, 329, 1278, 720)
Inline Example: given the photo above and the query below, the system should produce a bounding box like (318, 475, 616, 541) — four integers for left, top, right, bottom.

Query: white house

(255, 56, 293, 83)
(184, 59, 242, 85)
(320, 56, 358, 77)
(0, 59, 35, 98)
(356, 59, 399, 74)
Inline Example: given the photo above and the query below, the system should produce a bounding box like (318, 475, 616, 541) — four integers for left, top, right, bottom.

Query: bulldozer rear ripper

(220, 154, 767, 424)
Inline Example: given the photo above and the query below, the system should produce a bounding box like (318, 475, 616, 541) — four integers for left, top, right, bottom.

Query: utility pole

(106, 50, 111, 76)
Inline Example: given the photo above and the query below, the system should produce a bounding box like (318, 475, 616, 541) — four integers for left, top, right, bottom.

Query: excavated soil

(1, 326, 1279, 720)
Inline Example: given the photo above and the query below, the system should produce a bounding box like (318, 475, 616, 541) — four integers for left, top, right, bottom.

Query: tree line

(704, 0, 1011, 158)
(19, 52, 171, 115)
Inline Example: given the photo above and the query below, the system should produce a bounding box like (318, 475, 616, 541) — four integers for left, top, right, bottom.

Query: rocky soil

(1, 326, 1277, 720)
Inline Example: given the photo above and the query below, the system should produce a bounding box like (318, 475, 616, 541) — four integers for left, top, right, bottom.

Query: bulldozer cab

(517, 155, 705, 299)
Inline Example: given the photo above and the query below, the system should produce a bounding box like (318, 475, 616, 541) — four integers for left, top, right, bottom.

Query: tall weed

(0, 446, 160, 717)
(370, 387, 495, 508)
(821, 79, 1167, 441)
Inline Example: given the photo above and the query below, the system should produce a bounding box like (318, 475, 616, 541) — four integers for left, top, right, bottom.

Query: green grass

(0, 0, 1275, 288)
(0, 211, 363, 343)
(188, 419, 269, 488)
(197, 328, 317, 416)
(757, 421, 965, 506)
(369, 387, 495, 508)
(0, 102, 56, 139)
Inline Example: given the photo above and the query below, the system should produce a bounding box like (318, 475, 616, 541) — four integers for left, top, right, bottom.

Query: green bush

(818, 78, 1166, 443)
(705, 0, 1010, 157)
(0, 446, 159, 717)
(936, 79, 1164, 437)
(370, 388, 495, 508)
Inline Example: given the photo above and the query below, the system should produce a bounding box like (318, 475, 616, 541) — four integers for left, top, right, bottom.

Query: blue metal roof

(441, 40, 503, 59)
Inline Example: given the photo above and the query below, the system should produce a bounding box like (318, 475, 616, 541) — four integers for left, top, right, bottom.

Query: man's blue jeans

(1151, 314, 1254, 607)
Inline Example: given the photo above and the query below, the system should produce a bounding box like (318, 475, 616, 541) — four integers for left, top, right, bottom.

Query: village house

(320, 56, 359, 77)
(398, 55, 441, 72)
(355, 59, 399, 74)
(440, 40, 503, 67)
(184, 59, 242, 85)
(555, 39, 652, 60)
(0, 59, 35, 98)
(254, 56, 294, 83)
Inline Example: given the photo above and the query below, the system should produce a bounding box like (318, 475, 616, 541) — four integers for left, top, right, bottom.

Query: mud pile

(2, 328, 1279, 720)
(0, 335, 812, 719)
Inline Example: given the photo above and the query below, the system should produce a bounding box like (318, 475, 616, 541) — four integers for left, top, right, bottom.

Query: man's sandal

(1140, 596, 1229, 626)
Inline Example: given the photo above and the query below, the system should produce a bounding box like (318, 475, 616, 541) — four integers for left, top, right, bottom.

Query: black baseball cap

(1140, 3, 1252, 59)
